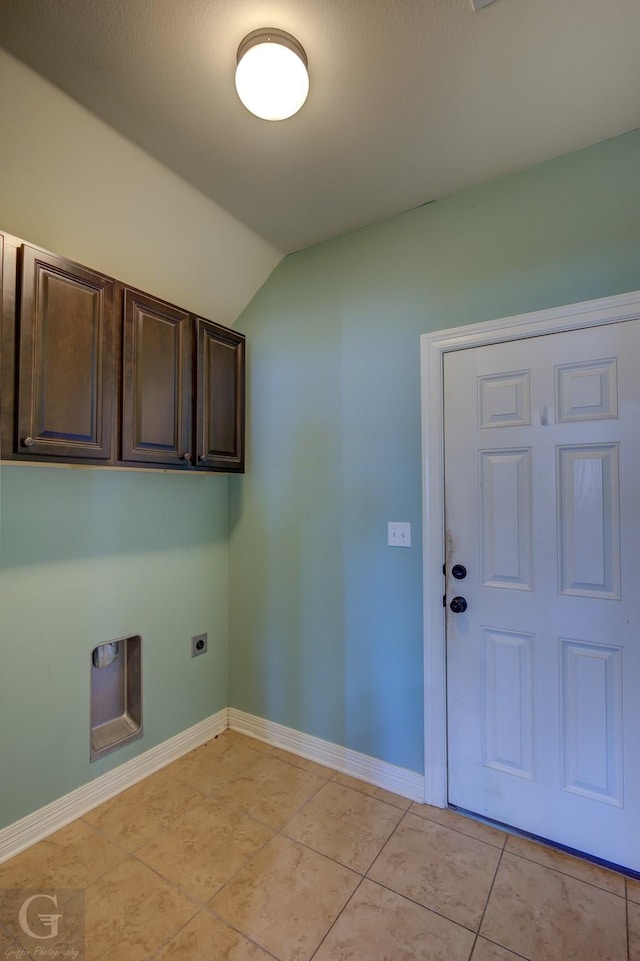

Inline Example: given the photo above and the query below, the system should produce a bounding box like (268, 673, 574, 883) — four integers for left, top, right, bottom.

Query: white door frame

(420, 288, 640, 808)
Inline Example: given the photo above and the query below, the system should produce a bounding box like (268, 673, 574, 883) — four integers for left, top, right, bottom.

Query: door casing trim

(420, 288, 640, 807)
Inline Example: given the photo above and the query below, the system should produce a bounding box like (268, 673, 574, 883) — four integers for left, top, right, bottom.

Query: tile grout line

(80, 733, 348, 954)
(363, 807, 492, 934)
(79, 781, 208, 856)
(626, 884, 630, 961)
(75, 744, 282, 960)
(502, 843, 628, 899)
(276, 778, 406, 878)
(200, 902, 282, 961)
(407, 807, 507, 851)
(330, 774, 413, 812)
(364, 805, 413, 878)
(364, 807, 509, 936)
(467, 842, 507, 961)
(361, 873, 481, 938)
(307, 875, 368, 961)
(204, 771, 410, 961)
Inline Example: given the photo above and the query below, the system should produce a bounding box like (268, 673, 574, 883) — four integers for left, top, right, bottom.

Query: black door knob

(449, 596, 468, 613)
(452, 564, 467, 580)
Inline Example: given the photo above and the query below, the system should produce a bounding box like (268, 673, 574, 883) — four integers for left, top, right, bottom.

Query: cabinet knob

(22, 436, 35, 448)
(198, 454, 208, 463)
(179, 452, 191, 462)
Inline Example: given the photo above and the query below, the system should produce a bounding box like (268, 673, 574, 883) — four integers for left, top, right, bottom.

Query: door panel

(560, 637, 623, 806)
(480, 448, 533, 589)
(195, 317, 245, 472)
(121, 289, 191, 466)
(557, 444, 620, 598)
(482, 627, 535, 780)
(444, 320, 640, 869)
(16, 245, 115, 460)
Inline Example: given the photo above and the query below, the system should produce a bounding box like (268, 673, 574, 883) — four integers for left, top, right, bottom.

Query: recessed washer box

(90, 635, 142, 762)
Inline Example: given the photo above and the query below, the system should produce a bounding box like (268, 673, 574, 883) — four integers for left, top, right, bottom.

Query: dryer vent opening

(90, 635, 142, 761)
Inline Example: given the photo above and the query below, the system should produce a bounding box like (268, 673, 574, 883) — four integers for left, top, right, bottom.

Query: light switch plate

(388, 522, 411, 547)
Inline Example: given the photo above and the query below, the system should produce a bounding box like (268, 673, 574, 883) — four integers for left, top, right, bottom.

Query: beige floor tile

(0, 820, 126, 899)
(332, 772, 412, 810)
(211, 754, 326, 829)
(629, 901, 640, 961)
(267, 746, 336, 779)
(223, 730, 273, 753)
(368, 812, 501, 930)
(83, 857, 197, 961)
(480, 852, 626, 961)
(209, 834, 359, 961)
(628, 877, 640, 904)
(410, 803, 506, 849)
(165, 736, 263, 795)
(283, 781, 402, 873)
(82, 769, 203, 851)
(136, 795, 273, 902)
(471, 938, 526, 961)
(504, 835, 625, 897)
(158, 910, 276, 961)
(313, 878, 474, 961)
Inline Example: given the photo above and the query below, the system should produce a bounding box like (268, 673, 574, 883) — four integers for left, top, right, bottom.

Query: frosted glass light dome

(235, 29, 309, 121)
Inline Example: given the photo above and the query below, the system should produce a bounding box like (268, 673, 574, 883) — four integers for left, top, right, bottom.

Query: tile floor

(0, 730, 635, 961)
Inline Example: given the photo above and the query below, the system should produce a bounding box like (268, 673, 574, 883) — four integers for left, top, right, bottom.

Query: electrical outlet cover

(191, 633, 208, 657)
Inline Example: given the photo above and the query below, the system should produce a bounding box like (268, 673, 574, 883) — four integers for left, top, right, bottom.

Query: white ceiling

(1, 0, 639, 253)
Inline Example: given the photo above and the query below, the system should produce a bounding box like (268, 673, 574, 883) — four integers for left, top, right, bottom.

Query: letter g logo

(18, 893, 63, 939)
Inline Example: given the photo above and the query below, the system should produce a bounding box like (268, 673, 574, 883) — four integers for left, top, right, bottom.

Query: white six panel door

(444, 320, 640, 870)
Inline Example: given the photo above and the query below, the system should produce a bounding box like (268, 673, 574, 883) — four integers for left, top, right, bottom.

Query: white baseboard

(228, 708, 424, 803)
(0, 707, 425, 864)
(0, 708, 228, 864)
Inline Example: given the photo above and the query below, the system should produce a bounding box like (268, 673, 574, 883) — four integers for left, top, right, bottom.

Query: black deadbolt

(449, 596, 468, 613)
(452, 564, 467, 580)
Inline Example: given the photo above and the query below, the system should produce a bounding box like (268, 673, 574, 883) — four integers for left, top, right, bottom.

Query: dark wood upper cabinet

(0, 230, 245, 473)
(0, 232, 9, 459)
(16, 245, 115, 461)
(121, 289, 192, 467)
(196, 318, 245, 472)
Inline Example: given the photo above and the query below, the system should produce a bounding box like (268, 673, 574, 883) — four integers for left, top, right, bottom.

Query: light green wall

(229, 129, 640, 774)
(0, 50, 279, 829)
(0, 469, 228, 826)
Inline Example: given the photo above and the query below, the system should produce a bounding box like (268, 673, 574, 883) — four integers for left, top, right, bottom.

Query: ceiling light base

(235, 28, 309, 121)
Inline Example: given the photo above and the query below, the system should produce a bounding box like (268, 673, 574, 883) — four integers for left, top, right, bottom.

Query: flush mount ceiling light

(235, 29, 309, 121)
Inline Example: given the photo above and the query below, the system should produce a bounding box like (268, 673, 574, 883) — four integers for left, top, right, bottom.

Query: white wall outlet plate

(388, 522, 411, 547)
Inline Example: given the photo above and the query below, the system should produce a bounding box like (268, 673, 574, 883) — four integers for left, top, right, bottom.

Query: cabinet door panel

(0, 232, 11, 459)
(196, 318, 245, 471)
(16, 245, 115, 460)
(121, 290, 191, 466)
